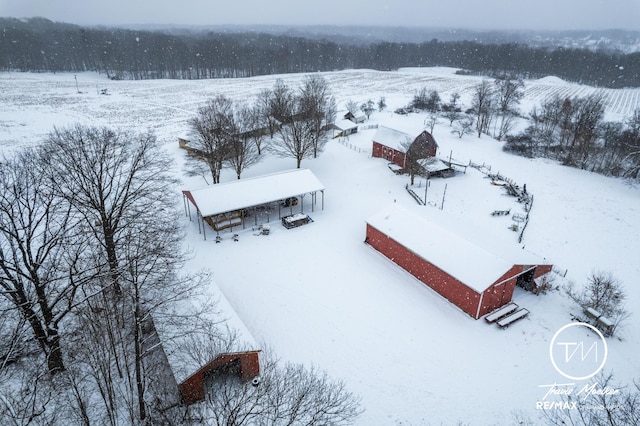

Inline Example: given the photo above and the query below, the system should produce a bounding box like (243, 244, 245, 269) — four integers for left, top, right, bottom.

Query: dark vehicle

(282, 197, 298, 207)
(394, 107, 414, 115)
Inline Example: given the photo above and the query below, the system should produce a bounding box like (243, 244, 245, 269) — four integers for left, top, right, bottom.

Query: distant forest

(1, 18, 640, 88)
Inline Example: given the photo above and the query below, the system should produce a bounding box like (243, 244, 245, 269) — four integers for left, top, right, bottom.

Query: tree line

(504, 94, 640, 178)
(393, 75, 640, 180)
(185, 75, 336, 183)
(2, 17, 640, 88)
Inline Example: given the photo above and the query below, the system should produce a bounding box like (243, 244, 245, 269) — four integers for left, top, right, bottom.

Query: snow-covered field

(1, 68, 639, 425)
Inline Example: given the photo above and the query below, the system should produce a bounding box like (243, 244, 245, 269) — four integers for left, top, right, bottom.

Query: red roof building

(179, 350, 261, 405)
(365, 204, 552, 319)
(372, 127, 438, 172)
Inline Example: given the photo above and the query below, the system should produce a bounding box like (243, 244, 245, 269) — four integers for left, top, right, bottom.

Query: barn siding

(533, 264, 553, 278)
(366, 224, 482, 318)
(409, 131, 438, 158)
(372, 142, 383, 158)
(372, 142, 405, 169)
(179, 351, 260, 405)
(477, 265, 520, 318)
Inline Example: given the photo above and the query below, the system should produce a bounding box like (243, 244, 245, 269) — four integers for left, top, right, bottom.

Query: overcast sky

(2, 0, 639, 31)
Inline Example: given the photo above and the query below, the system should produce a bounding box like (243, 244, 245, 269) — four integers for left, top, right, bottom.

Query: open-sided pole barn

(365, 204, 552, 319)
(182, 169, 325, 240)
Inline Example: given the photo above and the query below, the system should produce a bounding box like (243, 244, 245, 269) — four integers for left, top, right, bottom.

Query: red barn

(372, 126, 438, 172)
(372, 126, 412, 170)
(365, 204, 552, 319)
(409, 130, 438, 159)
(179, 350, 261, 405)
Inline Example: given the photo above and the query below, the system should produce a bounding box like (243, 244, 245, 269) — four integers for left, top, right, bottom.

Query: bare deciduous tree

(344, 100, 359, 115)
(40, 124, 185, 423)
(256, 89, 281, 139)
(623, 147, 640, 179)
(0, 358, 58, 426)
(43, 125, 173, 295)
(193, 354, 362, 426)
(540, 372, 640, 426)
(226, 104, 262, 179)
(567, 270, 627, 319)
(442, 92, 462, 127)
(493, 76, 524, 141)
(425, 90, 441, 112)
(445, 92, 461, 112)
(563, 94, 605, 169)
(527, 97, 564, 155)
(269, 77, 336, 168)
(425, 113, 438, 134)
(0, 151, 88, 375)
(299, 75, 337, 158)
(594, 121, 626, 175)
(471, 80, 495, 138)
(272, 117, 315, 168)
(0, 123, 263, 425)
(451, 115, 475, 139)
(0, 303, 29, 373)
(565, 270, 628, 337)
(360, 99, 375, 119)
(189, 95, 237, 184)
(444, 109, 462, 127)
(269, 79, 296, 124)
(248, 101, 271, 155)
(513, 100, 640, 179)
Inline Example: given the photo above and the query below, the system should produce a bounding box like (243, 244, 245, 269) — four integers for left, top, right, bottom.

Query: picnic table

(485, 303, 518, 323)
(497, 308, 530, 328)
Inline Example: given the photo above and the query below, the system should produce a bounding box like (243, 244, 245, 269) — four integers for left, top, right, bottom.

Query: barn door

(516, 267, 537, 291)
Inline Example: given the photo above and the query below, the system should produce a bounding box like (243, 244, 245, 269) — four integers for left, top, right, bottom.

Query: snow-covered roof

(372, 126, 413, 151)
(418, 158, 452, 173)
(343, 111, 365, 123)
(366, 204, 514, 293)
(183, 169, 325, 218)
(334, 119, 358, 131)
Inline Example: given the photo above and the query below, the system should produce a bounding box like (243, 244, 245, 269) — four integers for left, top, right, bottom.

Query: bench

(497, 308, 530, 328)
(485, 303, 518, 323)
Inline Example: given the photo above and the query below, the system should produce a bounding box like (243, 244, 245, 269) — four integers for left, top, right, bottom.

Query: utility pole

(424, 173, 430, 206)
(74, 75, 80, 93)
(441, 183, 447, 210)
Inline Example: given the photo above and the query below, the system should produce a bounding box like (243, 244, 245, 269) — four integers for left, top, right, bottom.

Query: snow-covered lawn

(1, 68, 638, 425)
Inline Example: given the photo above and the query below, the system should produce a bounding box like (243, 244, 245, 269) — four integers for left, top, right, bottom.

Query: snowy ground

(1, 68, 639, 425)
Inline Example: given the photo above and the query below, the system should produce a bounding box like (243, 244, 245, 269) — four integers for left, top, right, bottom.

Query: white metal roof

(418, 158, 452, 173)
(183, 169, 325, 218)
(366, 203, 514, 293)
(372, 126, 413, 151)
(334, 119, 358, 131)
